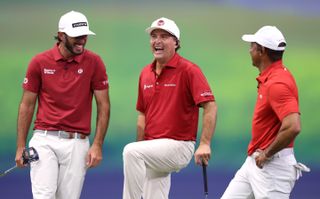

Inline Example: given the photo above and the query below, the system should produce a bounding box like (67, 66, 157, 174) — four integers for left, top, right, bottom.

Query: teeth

(155, 47, 163, 51)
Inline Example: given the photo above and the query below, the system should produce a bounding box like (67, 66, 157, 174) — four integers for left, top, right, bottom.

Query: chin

(73, 50, 84, 55)
(153, 54, 163, 59)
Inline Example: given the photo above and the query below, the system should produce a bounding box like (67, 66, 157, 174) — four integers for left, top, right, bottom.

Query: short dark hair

(265, 48, 284, 62)
(256, 43, 285, 62)
(175, 38, 181, 51)
(54, 35, 61, 42)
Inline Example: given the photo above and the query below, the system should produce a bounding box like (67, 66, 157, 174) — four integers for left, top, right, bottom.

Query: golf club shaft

(0, 165, 17, 177)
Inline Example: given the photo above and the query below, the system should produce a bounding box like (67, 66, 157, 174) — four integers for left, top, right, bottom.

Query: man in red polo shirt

(221, 26, 310, 199)
(122, 17, 218, 199)
(15, 10, 110, 199)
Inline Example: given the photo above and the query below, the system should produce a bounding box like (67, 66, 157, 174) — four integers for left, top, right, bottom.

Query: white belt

(273, 148, 294, 158)
(34, 130, 87, 139)
(252, 148, 310, 179)
(273, 148, 311, 180)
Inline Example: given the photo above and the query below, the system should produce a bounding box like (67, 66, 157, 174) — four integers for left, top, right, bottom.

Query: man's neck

(58, 43, 73, 59)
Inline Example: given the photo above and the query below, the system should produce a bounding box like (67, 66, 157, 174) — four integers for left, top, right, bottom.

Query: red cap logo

(157, 20, 165, 26)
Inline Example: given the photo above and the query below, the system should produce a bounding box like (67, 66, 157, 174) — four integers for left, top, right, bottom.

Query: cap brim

(145, 27, 178, 40)
(241, 34, 256, 42)
(145, 27, 156, 34)
(65, 30, 96, 37)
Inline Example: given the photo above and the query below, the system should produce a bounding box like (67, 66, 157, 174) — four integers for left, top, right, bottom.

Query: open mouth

(74, 44, 84, 51)
(154, 46, 164, 52)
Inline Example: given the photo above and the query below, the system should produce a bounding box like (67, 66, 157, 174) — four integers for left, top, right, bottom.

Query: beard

(64, 36, 85, 56)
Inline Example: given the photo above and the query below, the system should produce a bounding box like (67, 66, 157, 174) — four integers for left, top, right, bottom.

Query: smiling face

(150, 29, 178, 64)
(58, 32, 88, 58)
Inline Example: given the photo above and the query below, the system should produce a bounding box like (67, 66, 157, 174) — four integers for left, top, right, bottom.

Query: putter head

(22, 147, 39, 165)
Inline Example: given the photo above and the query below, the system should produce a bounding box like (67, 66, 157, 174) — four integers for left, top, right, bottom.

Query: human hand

(194, 144, 211, 166)
(15, 147, 25, 168)
(86, 144, 103, 168)
(255, 149, 272, 169)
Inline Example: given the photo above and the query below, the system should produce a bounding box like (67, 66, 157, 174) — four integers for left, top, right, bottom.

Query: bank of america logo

(44, 68, 56, 75)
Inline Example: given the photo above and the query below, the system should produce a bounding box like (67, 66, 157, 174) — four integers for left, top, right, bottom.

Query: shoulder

(268, 66, 296, 86)
(181, 59, 204, 77)
(83, 49, 103, 61)
(177, 56, 202, 73)
(267, 67, 297, 96)
(140, 63, 153, 75)
(82, 50, 107, 70)
(178, 56, 197, 67)
(31, 48, 53, 61)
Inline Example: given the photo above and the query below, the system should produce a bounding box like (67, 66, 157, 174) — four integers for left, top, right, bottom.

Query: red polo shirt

(137, 53, 215, 141)
(248, 60, 299, 155)
(23, 43, 108, 134)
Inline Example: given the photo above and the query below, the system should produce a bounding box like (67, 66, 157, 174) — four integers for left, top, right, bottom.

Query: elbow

(292, 123, 301, 137)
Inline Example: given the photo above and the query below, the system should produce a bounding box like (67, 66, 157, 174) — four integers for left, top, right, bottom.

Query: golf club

(202, 162, 209, 199)
(0, 147, 39, 177)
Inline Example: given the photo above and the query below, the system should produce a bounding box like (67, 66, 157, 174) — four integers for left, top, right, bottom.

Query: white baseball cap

(58, 10, 95, 37)
(242, 26, 286, 51)
(146, 17, 180, 40)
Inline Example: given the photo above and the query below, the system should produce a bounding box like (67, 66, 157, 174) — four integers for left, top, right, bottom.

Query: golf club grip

(202, 164, 208, 194)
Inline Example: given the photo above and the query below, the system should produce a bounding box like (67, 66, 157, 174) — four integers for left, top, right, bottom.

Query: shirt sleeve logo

(200, 91, 213, 97)
(23, 77, 28, 84)
(102, 80, 109, 85)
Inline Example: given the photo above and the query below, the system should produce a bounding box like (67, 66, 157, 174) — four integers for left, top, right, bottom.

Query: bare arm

(136, 112, 145, 141)
(194, 101, 217, 165)
(86, 89, 110, 168)
(16, 90, 37, 167)
(255, 113, 300, 168)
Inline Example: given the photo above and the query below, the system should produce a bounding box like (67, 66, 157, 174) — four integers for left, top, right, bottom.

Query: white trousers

(122, 138, 195, 199)
(221, 149, 299, 199)
(29, 132, 90, 199)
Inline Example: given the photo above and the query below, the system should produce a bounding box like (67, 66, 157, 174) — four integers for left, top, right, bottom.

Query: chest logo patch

(259, 94, 263, 99)
(200, 91, 213, 97)
(164, 83, 176, 87)
(144, 84, 153, 90)
(78, 68, 84, 74)
(44, 68, 56, 75)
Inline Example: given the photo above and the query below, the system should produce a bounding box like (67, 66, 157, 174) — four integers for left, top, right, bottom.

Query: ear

(175, 39, 179, 48)
(57, 32, 65, 41)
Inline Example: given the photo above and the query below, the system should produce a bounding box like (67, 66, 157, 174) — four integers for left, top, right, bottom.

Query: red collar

(52, 43, 84, 63)
(150, 53, 180, 71)
(256, 60, 283, 84)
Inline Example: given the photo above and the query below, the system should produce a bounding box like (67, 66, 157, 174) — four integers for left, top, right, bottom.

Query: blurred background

(0, 0, 319, 198)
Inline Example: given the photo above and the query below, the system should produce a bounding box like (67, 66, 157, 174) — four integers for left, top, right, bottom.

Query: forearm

(264, 113, 300, 158)
(199, 101, 217, 146)
(92, 103, 110, 147)
(17, 101, 35, 149)
(265, 126, 299, 157)
(136, 112, 145, 141)
(194, 101, 217, 165)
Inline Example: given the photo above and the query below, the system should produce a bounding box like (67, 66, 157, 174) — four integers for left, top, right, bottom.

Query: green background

(0, 0, 319, 198)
